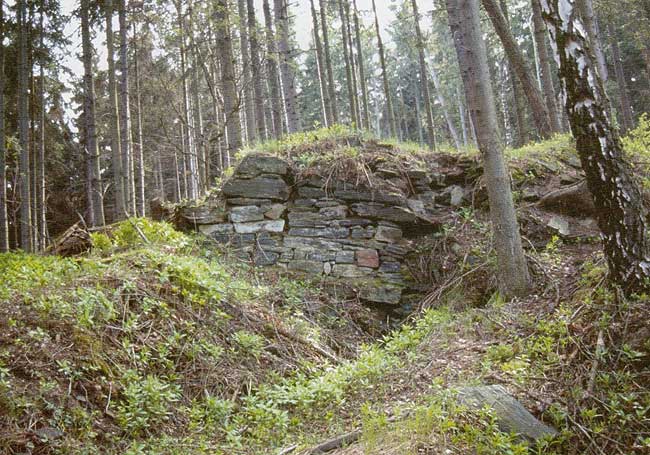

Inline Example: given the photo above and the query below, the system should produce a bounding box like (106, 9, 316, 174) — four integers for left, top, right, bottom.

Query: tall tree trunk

(320, 0, 338, 123)
(105, 0, 125, 220)
(481, 0, 553, 139)
(247, 0, 267, 141)
(456, 85, 469, 147)
(531, 0, 562, 133)
(133, 22, 146, 216)
(237, 0, 256, 143)
(542, 0, 650, 295)
(576, 0, 608, 82)
(499, 0, 528, 146)
(216, 0, 243, 158)
(410, 0, 436, 150)
(344, 1, 361, 128)
(175, 2, 198, 200)
(81, 0, 105, 227)
(38, 0, 46, 246)
(447, 0, 530, 297)
(352, 0, 370, 130)
(263, 0, 284, 139)
(18, 0, 32, 249)
(372, 0, 397, 138)
(338, 0, 358, 126)
(429, 61, 461, 149)
(274, 0, 301, 133)
(119, 0, 136, 213)
(310, 0, 330, 126)
(608, 24, 634, 133)
(188, 3, 205, 193)
(0, 1, 8, 251)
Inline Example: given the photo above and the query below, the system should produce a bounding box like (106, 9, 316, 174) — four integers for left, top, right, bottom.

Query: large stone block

(233, 220, 285, 234)
(287, 211, 328, 227)
(360, 286, 403, 304)
(283, 236, 341, 251)
(350, 202, 418, 224)
(199, 223, 234, 236)
(333, 189, 406, 205)
(335, 251, 355, 264)
(331, 264, 374, 278)
(264, 203, 286, 220)
(253, 249, 280, 266)
(288, 227, 349, 239)
(182, 202, 227, 225)
(319, 205, 348, 219)
(222, 176, 289, 201)
(236, 154, 289, 177)
(230, 205, 265, 223)
(297, 186, 328, 199)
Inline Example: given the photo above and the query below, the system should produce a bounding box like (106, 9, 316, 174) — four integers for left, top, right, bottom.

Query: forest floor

(1, 128, 650, 454)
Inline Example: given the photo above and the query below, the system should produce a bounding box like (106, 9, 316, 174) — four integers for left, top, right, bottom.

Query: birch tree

(542, 0, 650, 294)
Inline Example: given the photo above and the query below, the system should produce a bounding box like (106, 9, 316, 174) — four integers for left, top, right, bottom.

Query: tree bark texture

(411, 0, 436, 150)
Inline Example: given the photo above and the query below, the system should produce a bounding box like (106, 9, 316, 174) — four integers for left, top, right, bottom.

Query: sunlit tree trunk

(263, 0, 284, 139)
(37, 0, 47, 246)
(310, 0, 330, 126)
(274, 0, 301, 133)
(456, 85, 469, 147)
(352, 0, 370, 130)
(18, 0, 33, 248)
(0, 1, 8, 251)
(119, 0, 136, 212)
(372, 0, 397, 138)
(188, 3, 205, 193)
(133, 22, 146, 216)
(482, 0, 553, 139)
(337, 0, 357, 126)
(429, 61, 461, 149)
(447, 0, 531, 297)
(542, 0, 650, 295)
(531, 0, 562, 133)
(105, 0, 125, 220)
(320, 0, 338, 123)
(411, 0, 436, 150)
(81, 0, 105, 227)
(344, 1, 361, 128)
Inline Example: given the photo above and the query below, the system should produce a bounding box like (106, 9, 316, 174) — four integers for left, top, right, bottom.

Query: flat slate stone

(253, 249, 280, 266)
(288, 260, 324, 274)
(236, 154, 289, 177)
(457, 385, 557, 441)
(360, 286, 402, 304)
(288, 227, 350, 239)
(233, 220, 285, 234)
(230, 205, 265, 223)
(223, 176, 289, 201)
(199, 223, 234, 236)
(264, 203, 286, 220)
(283, 236, 341, 251)
(182, 204, 227, 225)
(331, 264, 374, 278)
(333, 189, 406, 205)
(356, 249, 380, 268)
(350, 202, 418, 224)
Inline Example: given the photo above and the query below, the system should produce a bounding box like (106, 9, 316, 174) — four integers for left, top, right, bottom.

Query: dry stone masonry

(184, 152, 479, 307)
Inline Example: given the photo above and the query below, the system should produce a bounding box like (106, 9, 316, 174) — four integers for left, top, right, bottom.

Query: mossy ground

(2, 127, 650, 454)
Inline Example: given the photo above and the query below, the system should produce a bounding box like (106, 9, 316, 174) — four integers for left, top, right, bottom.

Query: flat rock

(458, 385, 557, 441)
(288, 260, 324, 274)
(288, 227, 350, 238)
(233, 220, 285, 234)
(283, 236, 341, 251)
(264, 203, 286, 220)
(356, 249, 379, 268)
(223, 176, 289, 201)
(236, 154, 289, 177)
(199, 223, 234, 236)
(360, 286, 402, 304)
(331, 264, 374, 278)
(335, 251, 355, 263)
(181, 203, 227, 225)
(253, 249, 280, 266)
(230, 205, 265, 223)
(375, 225, 403, 243)
(333, 189, 406, 205)
(350, 202, 418, 224)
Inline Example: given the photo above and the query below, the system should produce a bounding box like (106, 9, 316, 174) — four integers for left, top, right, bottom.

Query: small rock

(323, 262, 333, 275)
(547, 216, 570, 236)
(375, 225, 403, 243)
(450, 185, 465, 206)
(335, 251, 355, 263)
(356, 249, 380, 268)
(264, 203, 286, 220)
